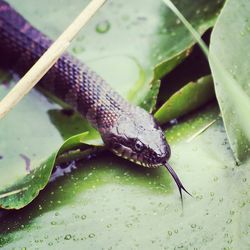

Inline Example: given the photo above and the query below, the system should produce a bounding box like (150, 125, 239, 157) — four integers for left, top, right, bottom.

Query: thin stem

(56, 147, 103, 165)
(162, 0, 209, 57)
(186, 119, 217, 143)
(0, 0, 107, 120)
(0, 187, 28, 199)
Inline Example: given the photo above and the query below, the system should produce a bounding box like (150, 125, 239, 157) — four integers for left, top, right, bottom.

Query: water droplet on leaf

(64, 234, 72, 240)
(88, 233, 95, 238)
(81, 214, 87, 220)
(96, 20, 111, 34)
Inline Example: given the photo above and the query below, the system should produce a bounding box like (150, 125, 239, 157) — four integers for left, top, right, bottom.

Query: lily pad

(0, 104, 249, 250)
(0, 78, 102, 209)
(0, 0, 224, 209)
(209, 0, 250, 162)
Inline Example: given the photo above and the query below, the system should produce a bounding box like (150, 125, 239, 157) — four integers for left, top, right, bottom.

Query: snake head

(101, 106, 170, 167)
(101, 106, 191, 202)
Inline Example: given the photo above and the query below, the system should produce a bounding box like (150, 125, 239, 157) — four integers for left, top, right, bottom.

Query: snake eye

(134, 140, 144, 152)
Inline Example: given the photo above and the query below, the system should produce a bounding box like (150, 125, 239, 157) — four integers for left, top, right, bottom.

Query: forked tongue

(164, 161, 192, 205)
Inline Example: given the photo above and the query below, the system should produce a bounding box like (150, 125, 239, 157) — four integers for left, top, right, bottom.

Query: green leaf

(1, 104, 249, 249)
(8, 0, 223, 107)
(163, 0, 250, 162)
(155, 75, 215, 124)
(157, 37, 211, 104)
(166, 103, 219, 144)
(0, 0, 224, 209)
(209, 0, 250, 162)
(0, 80, 102, 209)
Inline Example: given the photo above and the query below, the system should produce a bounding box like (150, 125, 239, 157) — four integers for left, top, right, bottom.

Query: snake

(0, 0, 190, 200)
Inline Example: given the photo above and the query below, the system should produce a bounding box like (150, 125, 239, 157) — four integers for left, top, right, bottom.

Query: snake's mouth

(112, 146, 162, 168)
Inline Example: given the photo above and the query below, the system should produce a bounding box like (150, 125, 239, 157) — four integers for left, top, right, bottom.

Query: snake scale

(0, 0, 189, 199)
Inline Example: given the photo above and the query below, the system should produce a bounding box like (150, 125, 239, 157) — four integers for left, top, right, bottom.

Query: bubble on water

(96, 20, 111, 34)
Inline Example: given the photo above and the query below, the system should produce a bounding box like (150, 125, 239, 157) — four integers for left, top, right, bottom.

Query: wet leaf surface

(1, 0, 249, 248)
(8, 0, 223, 106)
(0, 105, 249, 249)
(0, 0, 223, 209)
(210, 0, 250, 162)
(155, 75, 215, 124)
(0, 79, 101, 209)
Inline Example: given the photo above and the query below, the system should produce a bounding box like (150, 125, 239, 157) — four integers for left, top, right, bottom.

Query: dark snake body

(0, 0, 190, 199)
(0, 0, 129, 132)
